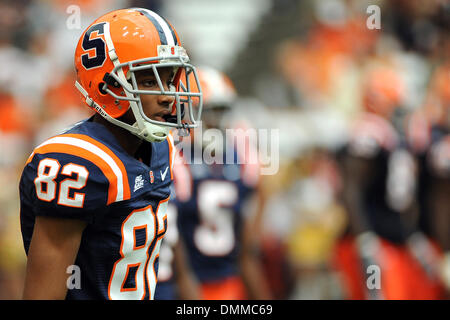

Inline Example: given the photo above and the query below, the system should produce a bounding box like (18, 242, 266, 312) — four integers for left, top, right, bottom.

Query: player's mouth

(152, 110, 171, 122)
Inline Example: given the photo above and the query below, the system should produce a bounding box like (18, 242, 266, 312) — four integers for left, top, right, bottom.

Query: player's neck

(92, 114, 143, 158)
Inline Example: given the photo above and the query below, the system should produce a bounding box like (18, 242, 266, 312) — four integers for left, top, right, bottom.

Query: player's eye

(141, 79, 158, 88)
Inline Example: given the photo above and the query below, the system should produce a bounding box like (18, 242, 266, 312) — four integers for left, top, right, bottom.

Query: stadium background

(0, 0, 448, 299)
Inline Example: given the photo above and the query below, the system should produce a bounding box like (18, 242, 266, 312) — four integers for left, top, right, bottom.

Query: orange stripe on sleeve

(59, 134, 131, 200)
(167, 133, 175, 180)
(29, 143, 118, 205)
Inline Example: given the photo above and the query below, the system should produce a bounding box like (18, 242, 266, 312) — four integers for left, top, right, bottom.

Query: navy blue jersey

(154, 190, 179, 299)
(172, 143, 259, 283)
(154, 280, 177, 300)
(340, 112, 416, 243)
(20, 117, 175, 300)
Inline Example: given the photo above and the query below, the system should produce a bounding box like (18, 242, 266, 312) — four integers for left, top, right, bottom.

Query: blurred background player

(407, 61, 450, 296)
(334, 65, 444, 300)
(166, 66, 273, 300)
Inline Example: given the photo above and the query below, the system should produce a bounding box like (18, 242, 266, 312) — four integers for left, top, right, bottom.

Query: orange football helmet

(362, 67, 405, 119)
(188, 66, 237, 130)
(184, 66, 237, 108)
(197, 66, 237, 109)
(74, 8, 202, 142)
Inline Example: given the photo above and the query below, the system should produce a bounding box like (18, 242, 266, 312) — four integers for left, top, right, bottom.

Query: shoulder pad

(26, 133, 131, 206)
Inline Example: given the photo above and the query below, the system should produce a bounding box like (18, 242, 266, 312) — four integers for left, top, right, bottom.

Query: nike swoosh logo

(160, 166, 169, 181)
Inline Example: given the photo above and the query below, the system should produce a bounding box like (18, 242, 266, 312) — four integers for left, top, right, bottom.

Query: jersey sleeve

(20, 150, 111, 223)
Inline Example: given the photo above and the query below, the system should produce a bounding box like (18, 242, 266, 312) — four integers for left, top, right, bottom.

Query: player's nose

(157, 84, 175, 107)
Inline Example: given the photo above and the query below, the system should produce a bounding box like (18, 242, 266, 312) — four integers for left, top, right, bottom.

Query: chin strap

(75, 80, 94, 107)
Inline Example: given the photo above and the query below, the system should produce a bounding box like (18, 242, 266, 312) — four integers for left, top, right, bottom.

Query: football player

(19, 8, 202, 300)
(169, 66, 272, 300)
(407, 62, 450, 295)
(335, 65, 442, 299)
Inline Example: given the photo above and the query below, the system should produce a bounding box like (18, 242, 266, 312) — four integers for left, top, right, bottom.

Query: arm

(172, 238, 201, 300)
(429, 178, 450, 293)
(430, 178, 450, 252)
(339, 153, 374, 235)
(22, 216, 86, 300)
(339, 152, 386, 299)
(239, 188, 273, 300)
(239, 217, 273, 300)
